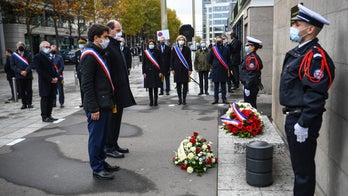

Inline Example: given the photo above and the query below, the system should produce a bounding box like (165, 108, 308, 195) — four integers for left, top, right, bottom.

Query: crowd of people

(2, 5, 336, 195)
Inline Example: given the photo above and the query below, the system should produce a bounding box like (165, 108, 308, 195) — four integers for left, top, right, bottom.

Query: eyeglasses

(44, 46, 50, 48)
(115, 29, 122, 32)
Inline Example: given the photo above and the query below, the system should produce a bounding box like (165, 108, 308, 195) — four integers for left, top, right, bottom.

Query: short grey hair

(39, 41, 50, 51)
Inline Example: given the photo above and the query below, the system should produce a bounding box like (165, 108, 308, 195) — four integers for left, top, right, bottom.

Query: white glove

(244, 88, 250, 96)
(294, 123, 308, 143)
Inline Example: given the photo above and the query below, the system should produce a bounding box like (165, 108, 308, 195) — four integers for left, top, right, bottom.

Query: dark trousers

(148, 88, 158, 105)
(78, 76, 84, 106)
(160, 74, 170, 94)
(7, 79, 15, 99)
(105, 108, 124, 152)
(53, 79, 65, 106)
(18, 79, 32, 105)
(285, 114, 322, 196)
(198, 71, 209, 94)
(40, 96, 54, 119)
(231, 64, 240, 88)
(213, 82, 226, 102)
(176, 82, 188, 102)
(243, 86, 259, 109)
(86, 110, 111, 172)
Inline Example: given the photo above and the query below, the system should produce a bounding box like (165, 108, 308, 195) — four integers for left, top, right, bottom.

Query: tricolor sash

(81, 48, 115, 93)
(232, 102, 247, 121)
(13, 52, 29, 67)
(212, 46, 229, 70)
(220, 117, 241, 126)
(144, 50, 160, 70)
(174, 46, 189, 70)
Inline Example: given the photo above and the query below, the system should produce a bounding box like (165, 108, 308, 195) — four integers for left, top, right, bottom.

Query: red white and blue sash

(232, 102, 247, 121)
(220, 117, 241, 126)
(174, 45, 189, 70)
(81, 49, 115, 93)
(13, 52, 29, 67)
(212, 46, 229, 70)
(144, 50, 160, 70)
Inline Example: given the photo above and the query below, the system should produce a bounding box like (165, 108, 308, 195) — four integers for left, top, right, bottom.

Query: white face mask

(178, 40, 184, 46)
(201, 43, 206, 48)
(114, 32, 122, 40)
(43, 48, 51, 54)
(78, 44, 85, 49)
(149, 44, 155, 49)
(100, 38, 110, 49)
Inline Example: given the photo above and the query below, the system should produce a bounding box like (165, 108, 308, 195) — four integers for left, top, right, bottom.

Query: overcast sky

(167, 0, 203, 37)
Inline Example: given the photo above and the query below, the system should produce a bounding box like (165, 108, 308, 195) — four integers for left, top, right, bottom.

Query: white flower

(197, 153, 202, 157)
(207, 153, 212, 158)
(195, 156, 199, 160)
(202, 144, 207, 150)
(184, 160, 188, 164)
(187, 142, 192, 148)
(190, 147, 196, 152)
(199, 158, 203, 162)
(187, 153, 194, 159)
(187, 166, 194, 173)
(199, 161, 203, 165)
(204, 167, 207, 172)
(212, 158, 216, 163)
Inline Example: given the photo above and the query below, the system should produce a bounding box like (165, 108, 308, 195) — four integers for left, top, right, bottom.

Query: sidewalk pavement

(0, 58, 293, 195)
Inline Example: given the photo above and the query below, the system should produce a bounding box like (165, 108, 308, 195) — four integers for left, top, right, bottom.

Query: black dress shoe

(42, 117, 54, 123)
(198, 92, 203, 95)
(159, 92, 164, 95)
(20, 105, 27, 109)
(205, 92, 209, 95)
(177, 100, 182, 105)
(106, 150, 125, 158)
(166, 92, 169, 95)
(28, 104, 34, 108)
(115, 146, 129, 153)
(182, 100, 186, 105)
(104, 162, 120, 172)
(93, 170, 114, 180)
(49, 117, 58, 121)
(212, 101, 218, 104)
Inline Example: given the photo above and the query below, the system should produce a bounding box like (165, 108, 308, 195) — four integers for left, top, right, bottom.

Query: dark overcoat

(142, 48, 162, 88)
(209, 45, 231, 83)
(159, 44, 172, 76)
(170, 45, 192, 83)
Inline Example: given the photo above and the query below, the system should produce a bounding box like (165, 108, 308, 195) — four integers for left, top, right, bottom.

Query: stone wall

(272, 1, 348, 195)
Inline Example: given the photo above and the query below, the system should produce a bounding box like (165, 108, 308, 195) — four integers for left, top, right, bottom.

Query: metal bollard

(12, 77, 18, 102)
(246, 140, 273, 187)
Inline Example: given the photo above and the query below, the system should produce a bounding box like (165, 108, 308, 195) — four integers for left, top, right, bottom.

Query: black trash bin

(246, 140, 273, 187)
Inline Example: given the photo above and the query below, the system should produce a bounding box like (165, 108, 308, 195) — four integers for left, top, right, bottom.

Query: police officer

(239, 36, 263, 109)
(75, 38, 87, 107)
(279, 4, 335, 196)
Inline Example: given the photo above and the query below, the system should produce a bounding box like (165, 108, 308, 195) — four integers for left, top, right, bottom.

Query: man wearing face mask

(279, 4, 335, 196)
(105, 20, 136, 159)
(10, 41, 33, 109)
(33, 41, 58, 122)
(209, 36, 230, 104)
(194, 39, 210, 95)
(158, 36, 172, 95)
(80, 24, 120, 180)
(119, 37, 132, 75)
(50, 45, 65, 108)
(75, 38, 87, 107)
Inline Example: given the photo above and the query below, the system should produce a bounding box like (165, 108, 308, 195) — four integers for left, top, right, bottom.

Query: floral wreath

(173, 132, 218, 176)
(220, 101, 264, 138)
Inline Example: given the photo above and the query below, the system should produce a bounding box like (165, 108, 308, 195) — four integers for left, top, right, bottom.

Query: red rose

(207, 145, 211, 150)
(181, 164, 187, 170)
(193, 132, 199, 137)
(196, 147, 201, 153)
(206, 157, 212, 164)
(231, 127, 239, 134)
(190, 137, 196, 144)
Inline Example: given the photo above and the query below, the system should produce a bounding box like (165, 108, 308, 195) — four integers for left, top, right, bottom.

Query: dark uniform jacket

(142, 48, 162, 88)
(170, 45, 192, 83)
(228, 38, 242, 66)
(75, 50, 83, 80)
(81, 43, 114, 113)
(33, 51, 58, 97)
(159, 44, 172, 76)
(5, 55, 15, 81)
(10, 50, 33, 80)
(279, 38, 335, 128)
(105, 37, 136, 109)
(209, 44, 231, 83)
(239, 51, 263, 89)
(121, 45, 132, 70)
(51, 54, 64, 79)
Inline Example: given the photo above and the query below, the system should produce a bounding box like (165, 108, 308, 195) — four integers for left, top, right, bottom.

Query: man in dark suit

(10, 41, 33, 109)
(228, 32, 242, 90)
(105, 20, 136, 158)
(33, 41, 58, 122)
(119, 37, 132, 75)
(75, 38, 87, 108)
(50, 45, 65, 108)
(159, 36, 171, 95)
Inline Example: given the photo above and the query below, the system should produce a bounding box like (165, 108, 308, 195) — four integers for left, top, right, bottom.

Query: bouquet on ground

(173, 132, 218, 176)
(220, 101, 264, 138)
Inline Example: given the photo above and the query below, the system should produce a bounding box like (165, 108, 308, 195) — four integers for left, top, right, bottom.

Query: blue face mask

(290, 27, 302, 42)
(43, 48, 51, 54)
(244, 46, 250, 53)
(149, 45, 154, 49)
(120, 42, 125, 47)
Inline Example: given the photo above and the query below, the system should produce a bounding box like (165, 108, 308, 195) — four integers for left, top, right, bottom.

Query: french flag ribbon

(81, 49, 115, 93)
(174, 45, 189, 70)
(220, 117, 241, 126)
(232, 102, 247, 121)
(13, 52, 29, 66)
(212, 46, 229, 71)
(144, 50, 161, 70)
